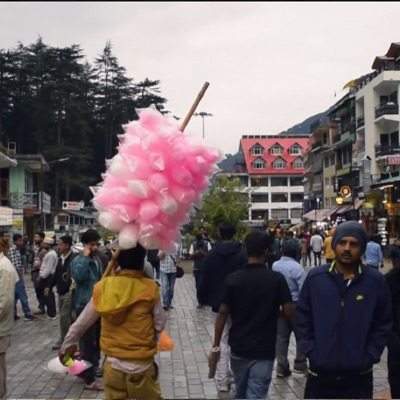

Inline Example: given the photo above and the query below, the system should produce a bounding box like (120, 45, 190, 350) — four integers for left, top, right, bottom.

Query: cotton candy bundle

(91, 106, 224, 251)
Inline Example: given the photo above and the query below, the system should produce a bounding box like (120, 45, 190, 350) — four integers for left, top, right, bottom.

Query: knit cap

(331, 221, 368, 254)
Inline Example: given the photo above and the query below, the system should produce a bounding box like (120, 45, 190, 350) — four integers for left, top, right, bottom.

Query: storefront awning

(370, 176, 400, 189)
(336, 204, 353, 214)
(334, 133, 356, 149)
(302, 207, 339, 222)
(0, 151, 17, 168)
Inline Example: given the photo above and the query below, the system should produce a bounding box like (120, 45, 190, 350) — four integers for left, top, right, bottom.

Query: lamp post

(315, 198, 320, 227)
(193, 111, 213, 139)
(40, 157, 70, 230)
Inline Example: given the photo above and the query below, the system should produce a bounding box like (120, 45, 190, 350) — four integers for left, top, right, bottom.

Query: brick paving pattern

(6, 258, 392, 399)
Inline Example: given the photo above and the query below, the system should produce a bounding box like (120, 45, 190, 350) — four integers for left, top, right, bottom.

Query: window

(250, 177, 268, 186)
(271, 193, 288, 202)
(271, 209, 288, 219)
(290, 208, 302, 219)
(325, 177, 330, 188)
(290, 177, 303, 186)
(252, 158, 266, 169)
(273, 159, 286, 169)
(331, 177, 335, 187)
(293, 159, 303, 169)
(324, 157, 329, 168)
(251, 210, 268, 220)
(271, 177, 288, 186)
(330, 154, 335, 166)
(58, 215, 68, 224)
(251, 194, 269, 203)
(270, 144, 283, 155)
(289, 145, 301, 155)
(251, 145, 263, 155)
(291, 193, 303, 202)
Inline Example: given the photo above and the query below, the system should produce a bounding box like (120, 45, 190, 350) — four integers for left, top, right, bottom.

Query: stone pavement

(6, 259, 392, 399)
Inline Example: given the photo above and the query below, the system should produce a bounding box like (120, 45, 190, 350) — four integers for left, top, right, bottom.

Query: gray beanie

(331, 221, 368, 254)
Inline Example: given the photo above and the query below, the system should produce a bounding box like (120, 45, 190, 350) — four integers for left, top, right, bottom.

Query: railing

(333, 135, 341, 143)
(357, 115, 365, 128)
(375, 144, 400, 157)
(10, 192, 38, 208)
(375, 103, 399, 119)
(342, 122, 356, 134)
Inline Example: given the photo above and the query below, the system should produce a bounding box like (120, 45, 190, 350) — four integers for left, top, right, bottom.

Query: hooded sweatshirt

(198, 241, 247, 312)
(92, 269, 160, 361)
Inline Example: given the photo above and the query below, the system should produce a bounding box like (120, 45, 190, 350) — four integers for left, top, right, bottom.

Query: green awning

(371, 175, 400, 188)
(334, 133, 356, 149)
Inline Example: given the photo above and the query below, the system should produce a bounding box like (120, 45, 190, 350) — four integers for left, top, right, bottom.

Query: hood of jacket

(213, 241, 244, 257)
(93, 269, 158, 326)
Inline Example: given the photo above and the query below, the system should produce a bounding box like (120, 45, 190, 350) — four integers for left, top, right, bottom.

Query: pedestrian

(198, 221, 247, 392)
(323, 228, 335, 264)
(209, 230, 293, 399)
(298, 233, 309, 267)
(272, 243, 307, 378)
(7, 234, 35, 322)
(283, 231, 301, 262)
(20, 236, 28, 274)
(189, 233, 211, 308)
(45, 236, 76, 350)
(146, 249, 161, 280)
(59, 244, 166, 399)
(0, 249, 19, 399)
(37, 238, 58, 319)
(296, 221, 393, 399)
(364, 235, 384, 270)
(385, 257, 400, 399)
(304, 231, 312, 266)
(158, 242, 181, 311)
(267, 230, 281, 269)
(390, 238, 400, 269)
(199, 226, 212, 247)
(31, 232, 47, 314)
(310, 230, 323, 266)
(70, 228, 105, 390)
(0, 231, 10, 256)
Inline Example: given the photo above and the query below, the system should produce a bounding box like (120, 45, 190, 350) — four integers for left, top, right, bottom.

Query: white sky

(1, 1, 400, 154)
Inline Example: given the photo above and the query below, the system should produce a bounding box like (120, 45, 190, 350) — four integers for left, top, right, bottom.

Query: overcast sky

(1, 2, 400, 154)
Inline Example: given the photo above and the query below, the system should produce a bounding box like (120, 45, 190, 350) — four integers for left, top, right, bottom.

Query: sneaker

(169, 305, 174, 309)
(218, 383, 230, 392)
(48, 316, 57, 320)
(276, 369, 292, 378)
(24, 315, 36, 322)
(14, 315, 20, 321)
(33, 309, 45, 315)
(163, 305, 169, 311)
(293, 368, 308, 375)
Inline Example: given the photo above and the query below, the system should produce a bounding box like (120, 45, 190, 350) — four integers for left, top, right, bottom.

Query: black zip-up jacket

(198, 241, 247, 312)
(47, 251, 76, 295)
(386, 267, 400, 354)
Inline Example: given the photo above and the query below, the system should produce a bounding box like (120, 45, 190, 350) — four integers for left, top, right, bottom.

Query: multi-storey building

(355, 42, 400, 238)
(231, 135, 309, 229)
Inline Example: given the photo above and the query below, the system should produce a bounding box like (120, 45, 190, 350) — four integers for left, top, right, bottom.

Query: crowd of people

(0, 221, 399, 399)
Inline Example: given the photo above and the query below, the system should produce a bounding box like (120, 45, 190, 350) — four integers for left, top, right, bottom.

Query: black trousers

(388, 347, 400, 398)
(31, 270, 45, 310)
(193, 269, 203, 304)
(304, 370, 373, 399)
(76, 308, 101, 385)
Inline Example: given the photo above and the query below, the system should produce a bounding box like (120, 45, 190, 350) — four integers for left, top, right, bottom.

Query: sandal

(84, 381, 104, 391)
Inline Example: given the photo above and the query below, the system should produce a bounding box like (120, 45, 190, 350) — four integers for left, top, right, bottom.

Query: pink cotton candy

(118, 224, 140, 249)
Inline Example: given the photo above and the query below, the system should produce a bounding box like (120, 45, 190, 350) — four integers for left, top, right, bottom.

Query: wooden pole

(102, 82, 210, 279)
(179, 82, 210, 132)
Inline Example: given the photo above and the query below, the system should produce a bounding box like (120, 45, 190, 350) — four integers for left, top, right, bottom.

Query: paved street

(6, 258, 393, 399)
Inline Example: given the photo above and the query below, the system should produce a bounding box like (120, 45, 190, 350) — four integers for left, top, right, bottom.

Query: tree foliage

(195, 175, 250, 241)
(0, 38, 168, 209)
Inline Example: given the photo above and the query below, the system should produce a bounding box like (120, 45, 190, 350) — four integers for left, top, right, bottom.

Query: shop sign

(12, 209, 23, 227)
(388, 156, 400, 165)
(62, 201, 84, 211)
(340, 186, 352, 197)
(0, 207, 13, 226)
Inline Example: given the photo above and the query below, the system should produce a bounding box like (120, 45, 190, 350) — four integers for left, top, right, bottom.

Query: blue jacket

(71, 253, 105, 310)
(296, 262, 392, 374)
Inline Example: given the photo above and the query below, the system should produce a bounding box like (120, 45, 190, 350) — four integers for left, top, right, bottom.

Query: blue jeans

(14, 278, 32, 317)
(230, 352, 274, 399)
(160, 272, 176, 306)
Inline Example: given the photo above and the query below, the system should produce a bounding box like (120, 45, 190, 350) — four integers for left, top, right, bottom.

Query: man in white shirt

(310, 231, 323, 267)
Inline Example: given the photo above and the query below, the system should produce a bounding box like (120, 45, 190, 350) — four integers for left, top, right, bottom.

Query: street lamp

(193, 111, 213, 139)
(315, 198, 320, 226)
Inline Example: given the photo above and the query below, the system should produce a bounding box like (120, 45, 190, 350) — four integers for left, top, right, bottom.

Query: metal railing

(10, 192, 38, 208)
(375, 103, 399, 119)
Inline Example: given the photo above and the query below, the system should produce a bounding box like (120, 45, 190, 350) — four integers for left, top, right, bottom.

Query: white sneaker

(218, 383, 230, 392)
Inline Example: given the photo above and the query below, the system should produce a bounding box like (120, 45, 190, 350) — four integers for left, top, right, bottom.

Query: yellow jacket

(92, 269, 159, 361)
(323, 236, 335, 260)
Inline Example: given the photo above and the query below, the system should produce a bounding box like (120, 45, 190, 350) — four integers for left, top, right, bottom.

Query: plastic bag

(157, 330, 174, 352)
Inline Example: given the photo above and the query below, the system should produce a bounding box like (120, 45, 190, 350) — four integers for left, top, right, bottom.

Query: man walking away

(7, 234, 35, 322)
(0, 249, 19, 399)
(310, 230, 323, 267)
(45, 236, 75, 350)
(272, 244, 307, 378)
(365, 235, 384, 270)
(298, 233, 309, 268)
(60, 244, 166, 399)
(189, 233, 211, 309)
(210, 230, 292, 399)
(297, 221, 392, 399)
(198, 221, 247, 392)
(147, 249, 161, 280)
(323, 228, 335, 264)
(385, 257, 400, 398)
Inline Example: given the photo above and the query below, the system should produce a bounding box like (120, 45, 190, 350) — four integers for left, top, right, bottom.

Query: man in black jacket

(198, 222, 247, 392)
(45, 236, 75, 350)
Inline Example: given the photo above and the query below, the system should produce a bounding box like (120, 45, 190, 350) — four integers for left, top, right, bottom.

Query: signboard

(340, 186, 352, 197)
(62, 201, 84, 211)
(38, 192, 51, 214)
(12, 209, 23, 227)
(388, 156, 400, 165)
(0, 207, 13, 226)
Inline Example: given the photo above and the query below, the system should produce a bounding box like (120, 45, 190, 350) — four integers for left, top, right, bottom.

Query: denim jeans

(160, 272, 176, 306)
(230, 352, 274, 399)
(14, 278, 32, 317)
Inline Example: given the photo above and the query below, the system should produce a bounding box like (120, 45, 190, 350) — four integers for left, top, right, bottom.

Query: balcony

(375, 102, 399, 119)
(357, 115, 365, 128)
(375, 144, 400, 158)
(10, 192, 38, 208)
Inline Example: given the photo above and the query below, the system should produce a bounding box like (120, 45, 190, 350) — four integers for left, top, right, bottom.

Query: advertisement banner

(0, 207, 13, 226)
